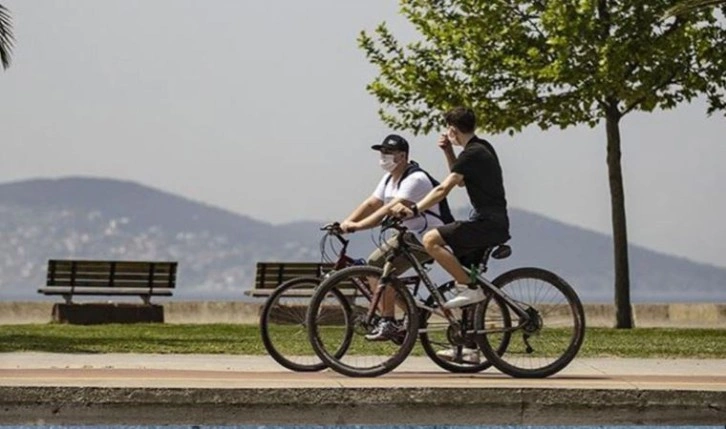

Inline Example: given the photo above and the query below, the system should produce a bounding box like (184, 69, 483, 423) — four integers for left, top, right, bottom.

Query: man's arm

(438, 133, 463, 187)
(443, 148, 457, 172)
(438, 134, 458, 171)
(342, 196, 383, 225)
(393, 172, 462, 218)
(347, 196, 410, 232)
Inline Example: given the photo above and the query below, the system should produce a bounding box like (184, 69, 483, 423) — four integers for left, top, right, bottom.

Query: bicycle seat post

(480, 247, 494, 273)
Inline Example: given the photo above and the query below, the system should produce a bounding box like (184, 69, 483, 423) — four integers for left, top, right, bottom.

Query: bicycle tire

(475, 267, 586, 378)
(307, 265, 420, 377)
(419, 283, 512, 373)
(260, 276, 352, 372)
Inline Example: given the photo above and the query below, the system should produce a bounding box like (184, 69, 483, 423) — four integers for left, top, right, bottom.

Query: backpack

(384, 160, 456, 225)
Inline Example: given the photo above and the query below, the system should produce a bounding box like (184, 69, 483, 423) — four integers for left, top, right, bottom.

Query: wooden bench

(245, 262, 334, 298)
(38, 260, 178, 304)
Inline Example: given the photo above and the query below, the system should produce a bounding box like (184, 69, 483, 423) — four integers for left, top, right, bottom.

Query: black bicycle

(306, 216, 586, 378)
(260, 223, 502, 374)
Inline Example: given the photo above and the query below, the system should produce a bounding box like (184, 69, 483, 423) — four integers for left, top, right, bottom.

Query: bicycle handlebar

(380, 215, 408, 232)
(320, 222, 349, 247)
(320, 222, 341, 232)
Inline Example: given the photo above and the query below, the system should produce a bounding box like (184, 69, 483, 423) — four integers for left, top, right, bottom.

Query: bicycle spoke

(308, 266, 419, 377)
(476, 268, 585, 378)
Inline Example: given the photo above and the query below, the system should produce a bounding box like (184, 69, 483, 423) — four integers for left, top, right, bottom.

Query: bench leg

(141, 295, 151, 305)
(62, 294, 72, 305)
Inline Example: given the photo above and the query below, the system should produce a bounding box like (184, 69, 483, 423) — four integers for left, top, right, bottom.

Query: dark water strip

(1, 425, 723, 429)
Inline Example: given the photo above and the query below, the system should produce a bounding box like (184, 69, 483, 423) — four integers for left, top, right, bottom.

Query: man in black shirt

(393, 107, 510, 309)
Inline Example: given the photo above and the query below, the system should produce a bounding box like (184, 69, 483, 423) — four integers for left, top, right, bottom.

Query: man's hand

(437, 133, 452, 150)
(446, 127, 460, 146)
(391, 202, 414, 219)
(339, 220, 358, 233)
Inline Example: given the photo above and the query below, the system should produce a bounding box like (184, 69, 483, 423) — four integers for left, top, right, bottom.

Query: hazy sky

(2, 1, 725, 269)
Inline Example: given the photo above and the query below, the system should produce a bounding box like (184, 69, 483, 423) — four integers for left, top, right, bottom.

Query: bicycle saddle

(491, 244, 512, 259)
(457, 244, 512, 268)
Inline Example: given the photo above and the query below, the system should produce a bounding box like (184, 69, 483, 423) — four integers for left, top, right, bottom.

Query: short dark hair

(444, 107, 476, 133)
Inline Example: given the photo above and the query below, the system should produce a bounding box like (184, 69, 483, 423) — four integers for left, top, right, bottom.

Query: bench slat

(49, 262, 176, 274)
(46, 280, 176, 288)
(254, 269, 331, 277)
(47, 273, 175, 282)
(49, 269, 176, 277)
(255, 274, 322, 283)
(256, 262, 334, 268)
(38, 287, 174, 296)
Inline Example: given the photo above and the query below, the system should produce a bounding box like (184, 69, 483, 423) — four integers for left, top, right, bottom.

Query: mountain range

(1, 177, 724, 303)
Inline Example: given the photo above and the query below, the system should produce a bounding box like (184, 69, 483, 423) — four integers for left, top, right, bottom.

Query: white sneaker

(443, 285, 485, 308)
(436, 347, 481, 365)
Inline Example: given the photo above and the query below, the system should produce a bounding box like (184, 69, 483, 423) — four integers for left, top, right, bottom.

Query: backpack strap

(385, 160, 455, 224)
(385, 161, 419, 189)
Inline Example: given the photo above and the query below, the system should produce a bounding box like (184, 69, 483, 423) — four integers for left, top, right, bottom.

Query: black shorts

(437, 219, 510, 259)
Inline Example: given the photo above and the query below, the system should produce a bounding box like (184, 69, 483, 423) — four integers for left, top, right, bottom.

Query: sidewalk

(0, 353, 725, 389)
(0, 353, 724, 425)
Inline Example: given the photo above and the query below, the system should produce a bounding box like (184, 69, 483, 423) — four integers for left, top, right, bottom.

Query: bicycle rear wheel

(475, 267, 586, 378)
(260, 276, 351, 372)
(307, 265, 419, 377)
(419, 282, 512, 373)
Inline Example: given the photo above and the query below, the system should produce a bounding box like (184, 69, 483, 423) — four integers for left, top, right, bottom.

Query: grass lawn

(1, 324, 724, 358)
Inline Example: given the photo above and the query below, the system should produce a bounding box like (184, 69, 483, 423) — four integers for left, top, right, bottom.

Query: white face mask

(379, 154, 398, 172)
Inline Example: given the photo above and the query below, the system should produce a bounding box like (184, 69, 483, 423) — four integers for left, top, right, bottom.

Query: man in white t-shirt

(339, 134, 443, 341)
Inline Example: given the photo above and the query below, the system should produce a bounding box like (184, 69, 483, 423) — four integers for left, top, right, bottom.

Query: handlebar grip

(321, 222, 341, 231)
(380, 215, 404, 230)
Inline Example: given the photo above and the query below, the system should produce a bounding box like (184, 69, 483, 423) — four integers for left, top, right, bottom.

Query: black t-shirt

(451, 136, 509, 230)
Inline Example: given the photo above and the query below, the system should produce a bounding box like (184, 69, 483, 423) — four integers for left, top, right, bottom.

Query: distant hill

(0, 177, 724, 303)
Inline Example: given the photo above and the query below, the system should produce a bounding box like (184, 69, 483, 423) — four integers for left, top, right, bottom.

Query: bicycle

(306, 216, 586, 378)
(260, 222, 502, 374)
(259, 223, 359, 372)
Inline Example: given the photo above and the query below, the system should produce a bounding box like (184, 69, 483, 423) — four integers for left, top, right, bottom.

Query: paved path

(0, 353, 724, 425)
(1, 353, 725, 390)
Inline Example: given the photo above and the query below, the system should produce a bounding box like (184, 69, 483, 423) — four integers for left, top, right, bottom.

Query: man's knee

(422, 229, 445, 251)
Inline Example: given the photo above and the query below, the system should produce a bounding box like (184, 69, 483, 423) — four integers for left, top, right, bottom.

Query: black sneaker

(365, 319, 404, 344)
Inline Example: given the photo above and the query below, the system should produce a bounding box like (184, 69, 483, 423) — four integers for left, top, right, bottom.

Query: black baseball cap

(371, 134, 409, 153)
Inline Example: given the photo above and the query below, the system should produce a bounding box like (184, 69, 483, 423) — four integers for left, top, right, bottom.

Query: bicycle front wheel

(260, 276, 351, 372)
(307, 265, 419, 377)
(475, 267, 586, 378)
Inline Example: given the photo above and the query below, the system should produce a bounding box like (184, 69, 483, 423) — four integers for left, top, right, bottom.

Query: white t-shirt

(372, 170, 444, 235)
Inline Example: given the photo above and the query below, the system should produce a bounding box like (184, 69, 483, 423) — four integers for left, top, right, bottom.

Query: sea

(0, 426, 723, 429)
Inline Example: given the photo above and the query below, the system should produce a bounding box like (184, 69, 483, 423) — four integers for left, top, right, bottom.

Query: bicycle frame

(322, 224, 424, 313)
(369, 219, 533, 335)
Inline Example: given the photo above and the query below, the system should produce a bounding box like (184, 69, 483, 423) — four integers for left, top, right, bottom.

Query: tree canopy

(0, 4, 14, 70)
(359, 0, 726, 135)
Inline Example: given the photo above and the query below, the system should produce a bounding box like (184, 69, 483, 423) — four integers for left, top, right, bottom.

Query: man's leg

(365, 234, 408, 341)
(423, 227, 485, 308)
(422, 229, 469, 284)
(366, 234, 403, 318)
(378, 244, 417, 318)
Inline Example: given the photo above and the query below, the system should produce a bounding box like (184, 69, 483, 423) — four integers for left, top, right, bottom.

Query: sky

(1, 0, 725, 269)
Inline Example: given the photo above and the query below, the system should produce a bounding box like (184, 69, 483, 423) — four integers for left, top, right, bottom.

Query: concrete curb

(1, 386, 724, 425)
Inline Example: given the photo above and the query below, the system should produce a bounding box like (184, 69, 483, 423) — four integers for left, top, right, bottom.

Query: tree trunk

(605, 104, 634, 329)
